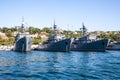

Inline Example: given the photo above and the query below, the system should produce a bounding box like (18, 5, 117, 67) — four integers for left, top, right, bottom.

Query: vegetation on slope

(0, 27, 120, 45)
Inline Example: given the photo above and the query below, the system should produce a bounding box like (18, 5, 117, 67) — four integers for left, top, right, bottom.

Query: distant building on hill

(12, 31, 19, 36)
(30, 32, 48, 40)
(40, 32, 48, 39)
(30, 33, 39, 38)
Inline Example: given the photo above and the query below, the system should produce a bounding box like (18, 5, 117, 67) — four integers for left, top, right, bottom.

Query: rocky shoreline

(0, 45, 38, 51)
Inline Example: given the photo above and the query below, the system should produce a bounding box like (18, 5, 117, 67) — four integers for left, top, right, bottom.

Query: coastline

(0, 45, 38, 51)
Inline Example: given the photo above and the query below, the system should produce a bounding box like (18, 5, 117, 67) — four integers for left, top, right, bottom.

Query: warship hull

(36, 38, 71, 52)
(71, 39, 109, 52)
(14, 36, 32, 52)
(107, 42, 120, 50)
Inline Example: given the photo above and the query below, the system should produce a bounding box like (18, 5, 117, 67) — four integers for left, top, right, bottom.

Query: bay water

(0, 50, 120, 80)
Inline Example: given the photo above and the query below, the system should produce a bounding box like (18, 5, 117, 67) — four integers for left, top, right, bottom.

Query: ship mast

(53, 20, 57, 34)
(21, 17, 25, 33)
(80, 23, 87, 36)
(82, 23, 87, 36)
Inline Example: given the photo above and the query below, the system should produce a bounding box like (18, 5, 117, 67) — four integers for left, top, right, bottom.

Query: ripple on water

(0, 51, 119, 80)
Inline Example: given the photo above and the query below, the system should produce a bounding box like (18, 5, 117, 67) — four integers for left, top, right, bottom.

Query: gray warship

(107, 41, 120, 50)
(36, 23, 71, 52)
(14, 20, 32, 52)
(71, 23, 109, 52)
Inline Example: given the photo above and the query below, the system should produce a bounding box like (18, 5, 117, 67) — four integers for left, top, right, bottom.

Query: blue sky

(0, 0, 120, 31)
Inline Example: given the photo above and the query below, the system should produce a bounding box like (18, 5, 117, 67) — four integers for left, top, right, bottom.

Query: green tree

(29, 26, 41, 34)
(41, 27, 53, 36)
(2, 27, 8, 33)
(6, 30, 12, 37)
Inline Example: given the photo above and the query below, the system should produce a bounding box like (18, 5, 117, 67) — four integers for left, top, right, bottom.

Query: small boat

(107, 41, 120, 50)
(71, 23, 109, 52)
(36, 22, 71, 52)
(14, 20, 32, 52)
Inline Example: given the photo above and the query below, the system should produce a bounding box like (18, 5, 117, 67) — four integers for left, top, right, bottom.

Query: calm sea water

(0, 50, 120, 80)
